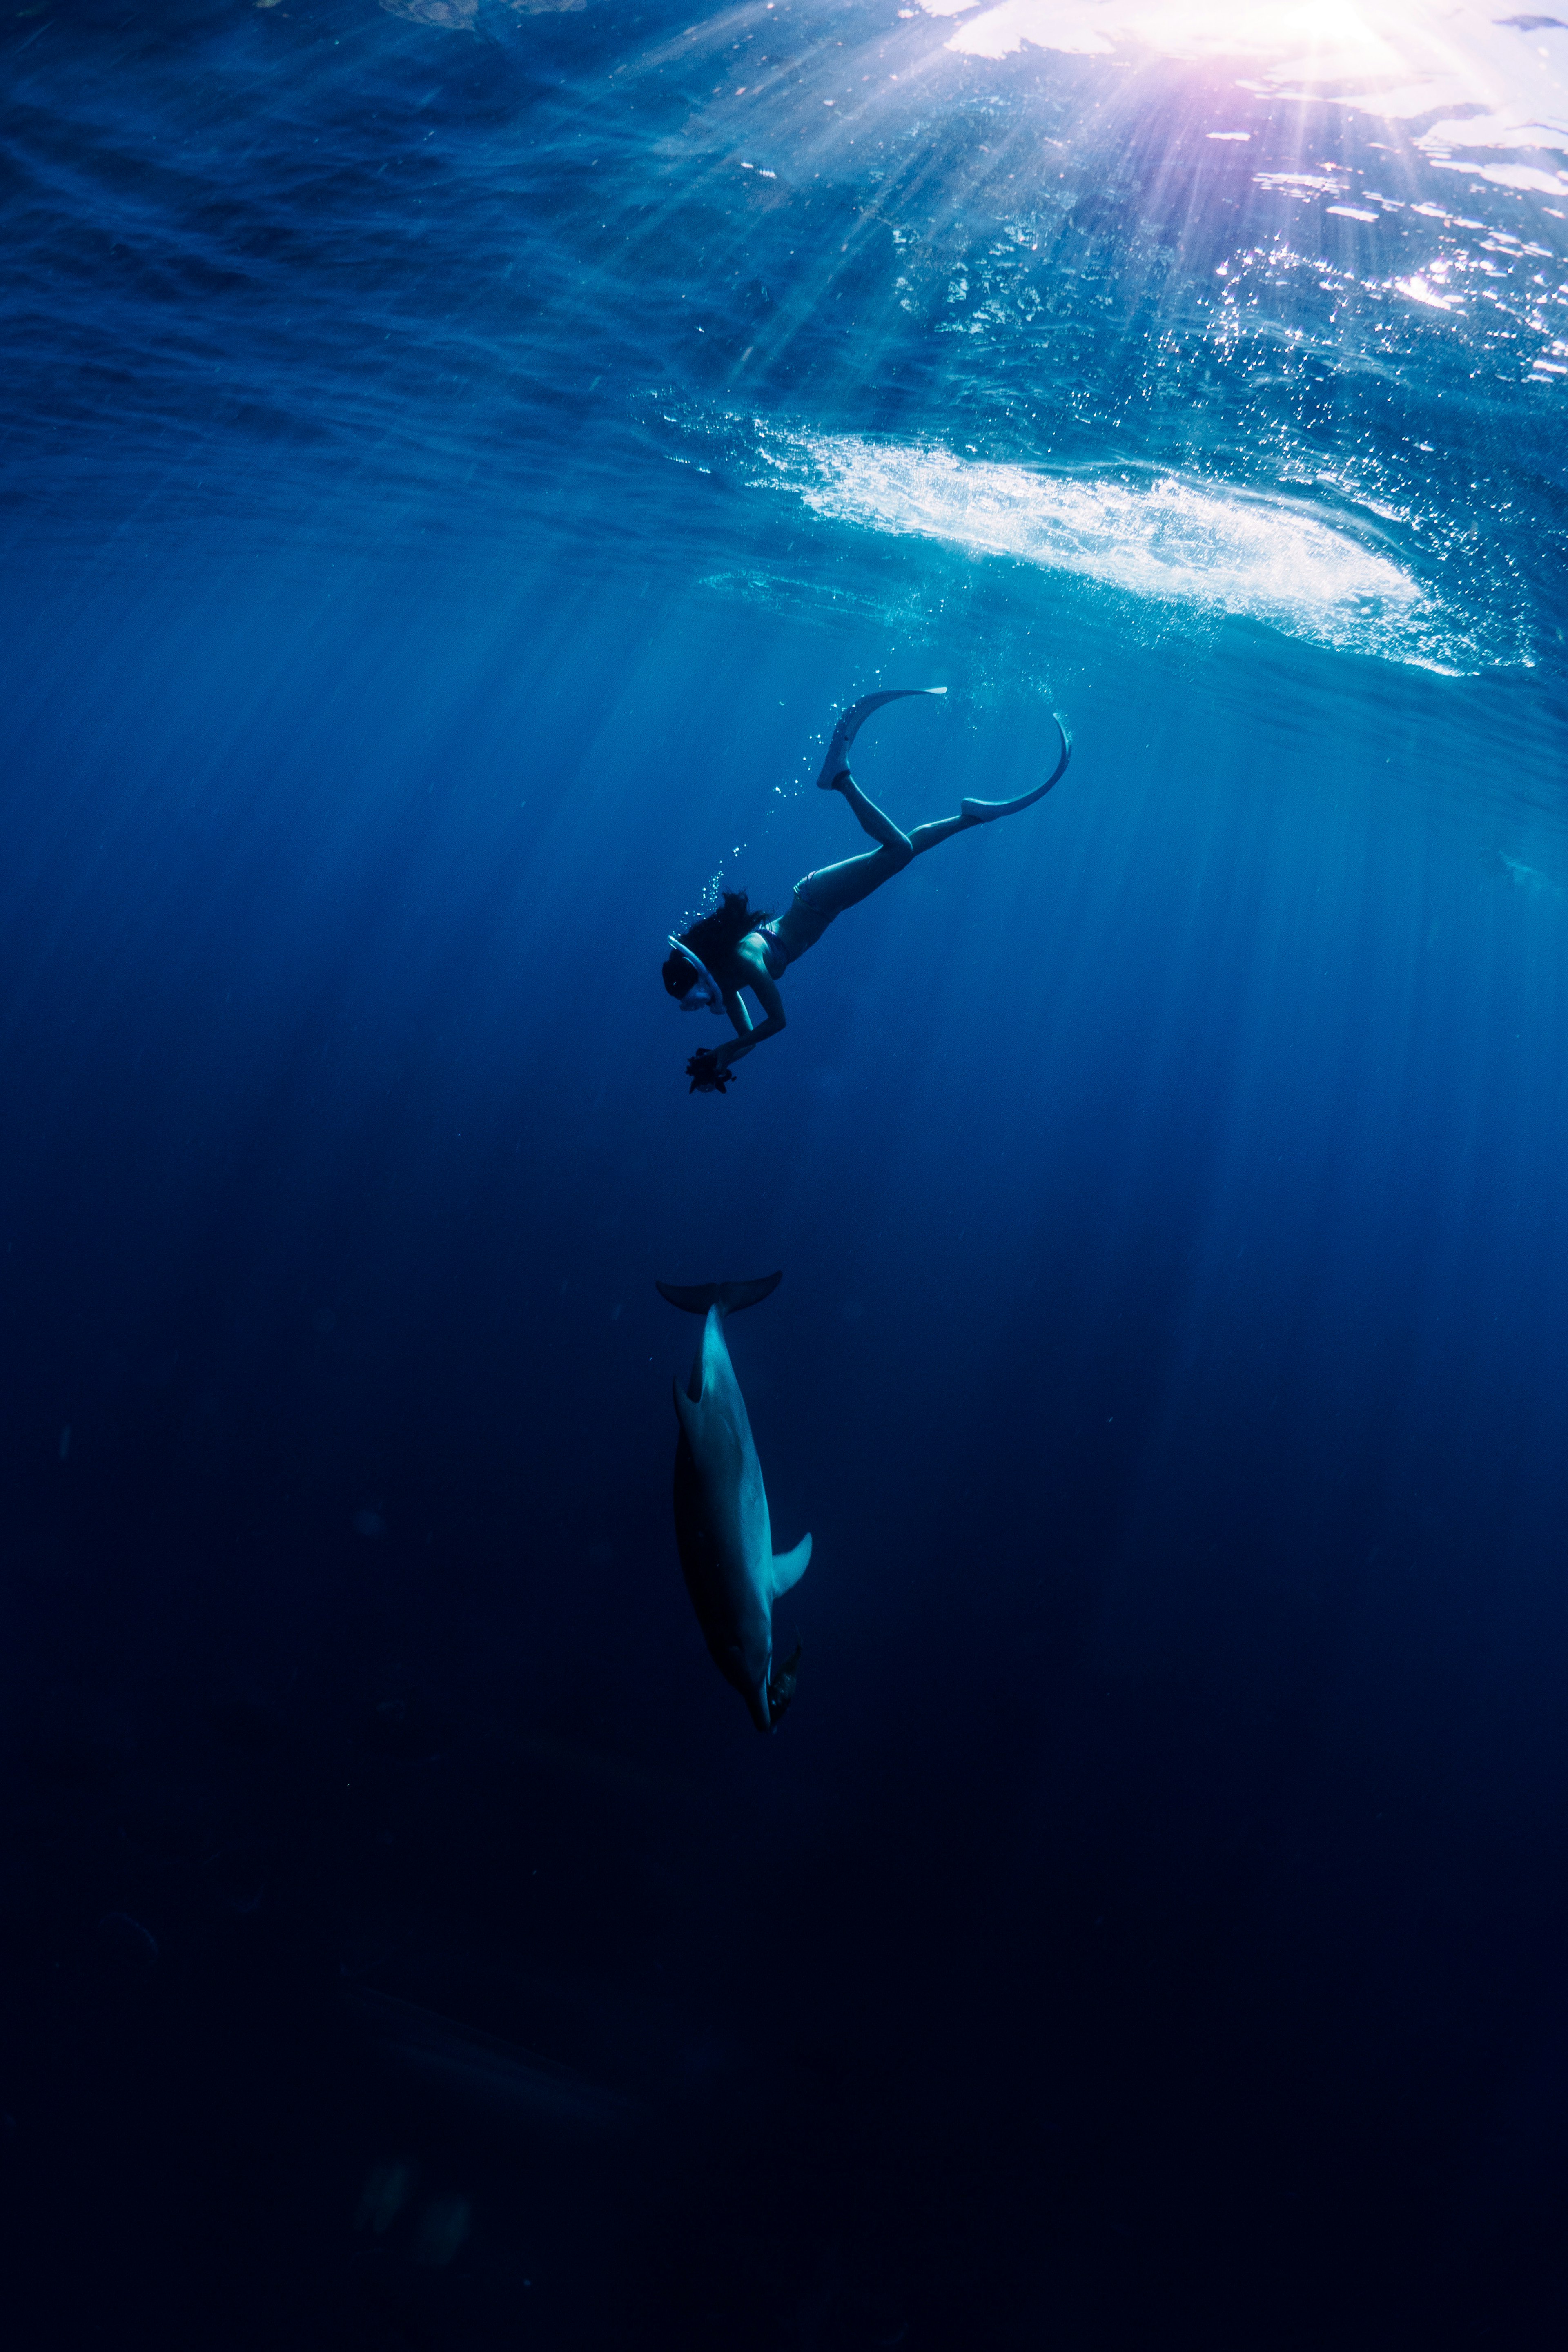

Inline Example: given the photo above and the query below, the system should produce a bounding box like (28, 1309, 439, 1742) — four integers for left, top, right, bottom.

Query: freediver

(662, 690, 1071, 1093)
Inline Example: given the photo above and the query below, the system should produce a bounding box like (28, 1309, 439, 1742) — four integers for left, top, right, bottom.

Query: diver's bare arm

(716, 973, 786, 1067)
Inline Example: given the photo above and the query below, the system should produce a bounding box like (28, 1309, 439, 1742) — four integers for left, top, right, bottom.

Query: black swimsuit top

(744, 925, 789, 979)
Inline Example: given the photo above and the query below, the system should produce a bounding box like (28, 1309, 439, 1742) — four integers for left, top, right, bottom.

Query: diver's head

(664, 935, 725, 1014)
(662, 949, 698, 1001)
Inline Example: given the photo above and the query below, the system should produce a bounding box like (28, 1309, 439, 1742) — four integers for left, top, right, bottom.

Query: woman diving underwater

(663, 689, 1072, 1093)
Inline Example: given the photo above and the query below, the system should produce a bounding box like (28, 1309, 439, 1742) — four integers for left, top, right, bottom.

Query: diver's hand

(686, 1047, 737, 1095)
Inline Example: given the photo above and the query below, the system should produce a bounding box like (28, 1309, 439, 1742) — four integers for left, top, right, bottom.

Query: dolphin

(657, 1272, 811, 1733)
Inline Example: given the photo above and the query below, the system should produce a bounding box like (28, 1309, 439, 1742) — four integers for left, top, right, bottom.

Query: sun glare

(915, 2, 1566, 154)
(919, 0, 1405, 69)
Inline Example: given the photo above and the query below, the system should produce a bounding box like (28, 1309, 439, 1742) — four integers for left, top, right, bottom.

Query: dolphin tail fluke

(770, 1533, 811, 1599)
(655, 1272, 782, 1317)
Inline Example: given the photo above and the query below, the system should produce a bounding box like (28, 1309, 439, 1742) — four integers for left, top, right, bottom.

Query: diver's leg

(769, 829, 918, 960)
(794, 841, 909, 919)
(769, 764, 923, 957)
(782, 765, 914, 920)
(908, 808, 979, 856)
(824, 767, 913, 858)
(907, 790, 1044, 856)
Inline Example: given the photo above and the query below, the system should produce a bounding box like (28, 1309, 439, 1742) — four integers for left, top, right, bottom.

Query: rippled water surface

(3, 7, 1567, 2350)
(6, 0, 1566, 662)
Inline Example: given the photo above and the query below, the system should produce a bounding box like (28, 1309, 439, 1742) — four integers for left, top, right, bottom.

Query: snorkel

(667, 935, 727, 1015)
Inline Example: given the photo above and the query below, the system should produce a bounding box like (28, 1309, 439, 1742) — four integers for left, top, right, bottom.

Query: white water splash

(757, 429, 1472, 669)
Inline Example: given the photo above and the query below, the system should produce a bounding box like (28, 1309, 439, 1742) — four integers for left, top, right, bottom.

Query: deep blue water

(2, 4, 1567, 2346)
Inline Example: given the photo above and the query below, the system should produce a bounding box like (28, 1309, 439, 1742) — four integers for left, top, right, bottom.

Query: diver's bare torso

(712, 932, 788, 1078)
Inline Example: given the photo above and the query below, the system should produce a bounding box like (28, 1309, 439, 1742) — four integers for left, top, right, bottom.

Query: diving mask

(668, 936, 726, 1015)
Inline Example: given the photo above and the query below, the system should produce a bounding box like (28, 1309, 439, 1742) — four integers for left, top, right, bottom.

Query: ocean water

(2, 3, 1566, 2345)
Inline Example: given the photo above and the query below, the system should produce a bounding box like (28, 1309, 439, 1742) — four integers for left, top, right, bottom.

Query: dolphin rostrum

(657, 1272, 811, 1733)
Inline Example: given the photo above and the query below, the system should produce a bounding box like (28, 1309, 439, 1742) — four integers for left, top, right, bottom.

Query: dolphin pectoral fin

(656, 1274, 782, 1317)
(770, 1533, 811, 1600)
(672, 1374, 698, 1431)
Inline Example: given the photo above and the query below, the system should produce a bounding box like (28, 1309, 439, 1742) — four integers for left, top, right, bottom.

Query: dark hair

(662, 890, 771, 999)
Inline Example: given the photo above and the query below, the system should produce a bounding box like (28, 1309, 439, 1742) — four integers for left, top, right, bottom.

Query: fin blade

(815, 688, 946, 790)
(770, 1533, 812, 1599)
(656, 1273, 782, 1316)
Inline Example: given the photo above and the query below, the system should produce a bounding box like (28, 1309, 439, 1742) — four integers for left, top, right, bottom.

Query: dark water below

(2, 5, 1566, 2347)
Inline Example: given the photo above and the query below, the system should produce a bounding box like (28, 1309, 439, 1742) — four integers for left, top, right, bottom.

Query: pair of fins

(813, 685, 1072, 813)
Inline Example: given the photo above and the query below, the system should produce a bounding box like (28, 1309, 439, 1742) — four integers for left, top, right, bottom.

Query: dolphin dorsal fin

(770, 1533, 812, 1600)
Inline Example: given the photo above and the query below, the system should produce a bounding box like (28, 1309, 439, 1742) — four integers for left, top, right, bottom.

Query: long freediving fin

(814, 686, 947, 791)
(959, 712, 1072, 819)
